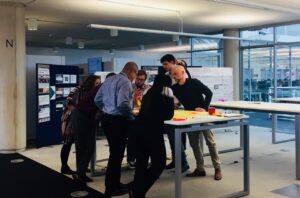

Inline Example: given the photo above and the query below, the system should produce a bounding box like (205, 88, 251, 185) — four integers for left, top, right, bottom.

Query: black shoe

(118, 183, 128, 190)
(105, 188, 128, 197)
(61, 166, 76, 175)
(72, 174, 86, 185)
(128, 161, 136, 169)
(78, 175, 93, 183)
(165, 161, 175, 170)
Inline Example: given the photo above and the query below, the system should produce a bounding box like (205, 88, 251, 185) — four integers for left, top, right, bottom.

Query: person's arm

(195, 79, 213, 110)
(162, 97, 174, 120)
(161, 87, 174, 120)
(171, 85, 181, 109)
(117, 81, 134, 120)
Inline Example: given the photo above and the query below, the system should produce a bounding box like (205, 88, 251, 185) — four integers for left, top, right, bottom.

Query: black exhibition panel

(36, 63, 79, 148)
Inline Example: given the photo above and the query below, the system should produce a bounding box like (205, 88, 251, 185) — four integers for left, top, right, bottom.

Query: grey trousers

(187, 129, 221, 170)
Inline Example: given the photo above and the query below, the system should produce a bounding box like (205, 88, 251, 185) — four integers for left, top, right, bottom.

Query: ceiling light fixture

(110, 29, 118, 37)
(176, 39, 183, 46)
(88, 24, 253, 41)
(52, 46, 59, 53)
(27, 18, 38, 31)
(208, 0, 300, 14)
(139, 44, 145, 51)
(109, 49, 115, 54)
(65, 36, 73, 45)
(172, 35, 180, 42)
(78, 41, 85, 49)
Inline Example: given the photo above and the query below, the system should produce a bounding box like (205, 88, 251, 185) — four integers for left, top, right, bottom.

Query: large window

(240, 24, 300, 133)
(191, 36, 223, 67)
(277, 24, 300, 43)
(241, 23, 300, 102)
(240, 27, 274, 47)
(242, 47, 273, 101)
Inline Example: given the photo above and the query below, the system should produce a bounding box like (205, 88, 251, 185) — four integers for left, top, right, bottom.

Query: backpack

(60, 87, 79, 144)
(61, 109, 73, 144)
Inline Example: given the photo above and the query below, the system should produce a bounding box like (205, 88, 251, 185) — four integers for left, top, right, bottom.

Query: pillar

(0, 2, 26, 152)
(224, 29, 240, 100)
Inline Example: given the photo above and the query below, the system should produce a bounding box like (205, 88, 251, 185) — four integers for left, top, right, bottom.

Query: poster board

(36, 64, 79, 148)
(188, 67, 233, 102)
(141, 66, 233, 102)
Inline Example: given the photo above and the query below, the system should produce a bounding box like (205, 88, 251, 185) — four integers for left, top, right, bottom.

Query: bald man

(95, 62, 138, 196)
(171, 66, 222, 180)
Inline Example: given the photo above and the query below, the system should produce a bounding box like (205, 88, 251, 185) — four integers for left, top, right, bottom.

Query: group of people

(59, 54, 223, 198)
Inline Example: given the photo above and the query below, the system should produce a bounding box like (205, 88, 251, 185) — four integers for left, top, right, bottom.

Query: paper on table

(223, 113, 244, 117)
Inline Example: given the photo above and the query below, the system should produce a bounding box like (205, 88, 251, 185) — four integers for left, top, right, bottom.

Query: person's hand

(195, 107, 206, 112)
(133, 108, 139, 116)
(174, 103, 181, 110)
(133, 111, 139, 116)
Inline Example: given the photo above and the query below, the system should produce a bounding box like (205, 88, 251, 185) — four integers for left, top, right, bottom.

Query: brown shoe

(214, 168, 222, 180)
(186, 168, 206, 177)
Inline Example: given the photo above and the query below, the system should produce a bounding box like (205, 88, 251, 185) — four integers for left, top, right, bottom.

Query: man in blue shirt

(94, 62, 138, 197)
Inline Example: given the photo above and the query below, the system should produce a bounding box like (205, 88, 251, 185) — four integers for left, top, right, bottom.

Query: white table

(211, 100, 300, 180)
(273, 97, 300, 104)
(165, 114, 249, 198)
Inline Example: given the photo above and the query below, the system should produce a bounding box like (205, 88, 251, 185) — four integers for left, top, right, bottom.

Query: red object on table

(208, 107, 216, 115)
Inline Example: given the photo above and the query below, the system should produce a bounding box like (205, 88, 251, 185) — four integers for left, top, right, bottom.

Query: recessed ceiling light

(110, 29, 118, 37)
(66, 37, 73, 45)
(28, 18, 38, 31)
(78, 41, 85, 49)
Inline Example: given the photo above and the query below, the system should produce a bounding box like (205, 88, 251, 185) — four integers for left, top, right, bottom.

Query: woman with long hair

(71, 75, 101, 183)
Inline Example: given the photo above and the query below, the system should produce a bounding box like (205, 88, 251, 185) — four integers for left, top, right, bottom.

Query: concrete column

(224, 29, 240, 100)
(0, 2, 26, 152)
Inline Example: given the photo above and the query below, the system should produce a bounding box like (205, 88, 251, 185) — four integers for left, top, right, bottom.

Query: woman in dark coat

(71, 75, 101, 183)
(129, 74, 174, 198)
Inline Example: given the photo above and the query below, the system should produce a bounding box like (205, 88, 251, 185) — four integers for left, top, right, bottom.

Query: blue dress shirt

(94, 72, 134, 120)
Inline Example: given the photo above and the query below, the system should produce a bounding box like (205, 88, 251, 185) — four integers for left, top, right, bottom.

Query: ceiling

(10, 0, 300, 50)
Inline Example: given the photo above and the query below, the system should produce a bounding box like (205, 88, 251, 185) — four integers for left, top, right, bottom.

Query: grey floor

(22, 126, 300, 198)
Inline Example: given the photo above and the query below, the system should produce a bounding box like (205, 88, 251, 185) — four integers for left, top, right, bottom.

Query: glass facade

(277, 24, 300, 43)
(191, 36, 223, 67)
(240, 27, 274, 47)
(242, 47, 273, 101)
(240, 24, 300, 133)
(241, 23, 300, 102)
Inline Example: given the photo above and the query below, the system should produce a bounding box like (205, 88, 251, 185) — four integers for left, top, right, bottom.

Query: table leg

(295, 115, 300, 180)
(243, 124, 250, 193)
(272, 113, 277, 144)
(272, 113, 295, 144)
(175, 128, 182, 198)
